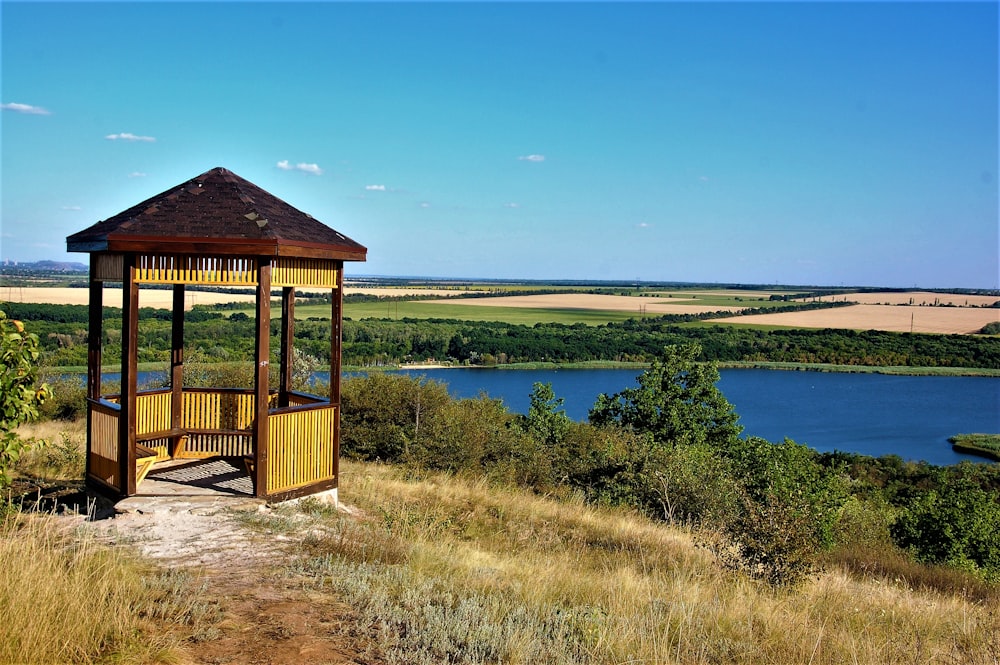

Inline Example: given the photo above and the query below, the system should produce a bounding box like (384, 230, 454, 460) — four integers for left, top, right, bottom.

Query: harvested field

(715, 304, 999, 335)
(810, 291, 1000, 307)
(434, 293, 746, 314)
(0, 286, 259, 309)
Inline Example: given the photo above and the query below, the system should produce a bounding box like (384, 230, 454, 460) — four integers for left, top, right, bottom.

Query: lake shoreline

(47, 360, 1000, 378)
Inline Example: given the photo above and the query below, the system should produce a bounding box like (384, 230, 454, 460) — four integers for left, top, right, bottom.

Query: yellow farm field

(432, 293, 746, 314)
(715, 304, 998, 335)
(811, 291, 1000, 307)
(0, 286, 259, 310)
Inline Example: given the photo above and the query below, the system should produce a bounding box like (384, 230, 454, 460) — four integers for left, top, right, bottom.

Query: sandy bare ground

(433, 293, 747, 314)
(1, 285, 481, 309)
(1, 286, 260, 310)
(715, 304, 999, 335)
(85, 494, 373, 665)
(810, 291, 1000, 307)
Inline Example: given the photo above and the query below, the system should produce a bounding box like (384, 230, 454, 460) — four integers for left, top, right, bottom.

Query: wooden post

(330, 263, 343, 487)
(253, 259, 272, 497)
(86, 260, 103, 483)
(279, 286, 295, 407)
(119, 255, 139, 496)
(170, 284, 185, 455)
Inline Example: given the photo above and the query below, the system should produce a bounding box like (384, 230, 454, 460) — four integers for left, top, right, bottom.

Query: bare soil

(714, 303, 998, 334)
(86, 497, 379, 665)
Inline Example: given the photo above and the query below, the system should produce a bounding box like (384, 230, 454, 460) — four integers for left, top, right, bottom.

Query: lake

(350, 367, 999, 466)
(117, 367, 998, 466)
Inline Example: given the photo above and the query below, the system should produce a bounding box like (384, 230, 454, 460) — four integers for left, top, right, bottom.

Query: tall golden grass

(0, 512, 215, 664)
(255, 461, 1000, 664)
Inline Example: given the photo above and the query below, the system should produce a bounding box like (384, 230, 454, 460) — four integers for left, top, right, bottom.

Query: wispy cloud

(419, 202, 431, 208)
(504, 202, 520, 208)
(518, 154, 545, 162)
(1, 102, 51, 115)
(636, 221, 652, 229)
(105, 132, 156, 142)
(365, 184, 386, 191)
(277, 160, 323, 175)
(128, 172, 147, 178)
(61, 205, 82, 211)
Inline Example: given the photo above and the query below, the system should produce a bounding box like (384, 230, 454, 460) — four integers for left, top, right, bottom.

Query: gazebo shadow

(138, 458, 254, 497)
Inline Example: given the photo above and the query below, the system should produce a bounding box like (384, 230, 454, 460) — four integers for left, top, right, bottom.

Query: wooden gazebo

(66, 167, 366, 501)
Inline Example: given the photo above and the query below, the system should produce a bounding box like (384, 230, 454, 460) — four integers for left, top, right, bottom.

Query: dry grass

(0, 513, 212, 664)
(716, 304, 999, 334)
(0, 286, 259, 310)
(253, 461, 1000, 665)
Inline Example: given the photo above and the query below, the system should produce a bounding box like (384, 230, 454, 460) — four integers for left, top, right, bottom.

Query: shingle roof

(66, 167, 367, 261)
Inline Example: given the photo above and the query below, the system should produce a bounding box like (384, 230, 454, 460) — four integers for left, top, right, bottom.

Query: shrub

(891, 476, 1000, 580)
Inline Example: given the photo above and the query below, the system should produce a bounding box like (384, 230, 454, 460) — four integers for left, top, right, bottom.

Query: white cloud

(504, 202, 520, 208)
(61, 205, 82, 211)
(636, 222, 652, 229)
(277, 160, 323, 175)
(128, 172, 147, 178)
(1, 102, 51, 115)
(105, 132, 156, 142)
(518, 154, 545, 162)
(365, 184, 386, 191)
(419, 202, 431, 208)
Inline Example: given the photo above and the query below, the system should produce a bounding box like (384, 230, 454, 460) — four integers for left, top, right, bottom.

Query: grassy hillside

(239, 460, 999, 665)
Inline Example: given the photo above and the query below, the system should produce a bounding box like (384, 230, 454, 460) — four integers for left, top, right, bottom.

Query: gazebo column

(278, 286, 295, 407)
(252, 259, 272, 497)
(170, 284, 185, 456)
(330, 262, 344, 487)
(119, 255, 139, 496)
(85, 261, 103, 483)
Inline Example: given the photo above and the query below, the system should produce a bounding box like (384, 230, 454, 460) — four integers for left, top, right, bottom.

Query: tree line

(3, 301, 999, 369)
(337, 344, 1000, 587)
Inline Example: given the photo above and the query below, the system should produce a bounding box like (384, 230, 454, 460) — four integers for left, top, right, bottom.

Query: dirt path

(89, 497, 377, 665)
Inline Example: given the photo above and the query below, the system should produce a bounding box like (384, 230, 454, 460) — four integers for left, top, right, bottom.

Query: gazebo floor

(137, 457, 255, 498)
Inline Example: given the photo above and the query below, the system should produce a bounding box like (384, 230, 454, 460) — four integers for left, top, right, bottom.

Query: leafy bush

(891, 476, 1000, 581)
(1, 311, 52, 487)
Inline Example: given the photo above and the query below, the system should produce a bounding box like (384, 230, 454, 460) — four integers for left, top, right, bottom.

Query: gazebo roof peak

(66, 166, 367, 261)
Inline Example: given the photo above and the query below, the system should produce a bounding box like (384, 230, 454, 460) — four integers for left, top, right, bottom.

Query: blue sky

(2, 2, 997, 288)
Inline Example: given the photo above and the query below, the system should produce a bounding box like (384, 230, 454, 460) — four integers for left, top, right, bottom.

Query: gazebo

(66, 167, 366, 501)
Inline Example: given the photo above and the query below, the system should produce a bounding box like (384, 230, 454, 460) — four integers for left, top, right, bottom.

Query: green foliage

(719, 437, 849, 586)
(0, 311, 52, 487)
(513, 382, 572, 447)
(891, 476, 1000, 580)
(340, 373, 452, 462)
(589, 343, 742, 449)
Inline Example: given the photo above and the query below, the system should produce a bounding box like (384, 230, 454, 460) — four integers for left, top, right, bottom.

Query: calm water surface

(119, 367, 998, 466)
(369, 368, 999, 466)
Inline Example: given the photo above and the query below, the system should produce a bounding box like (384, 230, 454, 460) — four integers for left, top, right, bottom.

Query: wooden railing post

(253, 259, 272, 497)
(119, 254, 139, 496)
(279, 286, 295, 407)
(170, 284, 185, 456)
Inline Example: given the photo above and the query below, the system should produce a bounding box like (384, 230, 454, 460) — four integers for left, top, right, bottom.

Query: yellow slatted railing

(267, 406, 336, 494)
(88, 401, 120, 489)
(272, 258, 339, 288)
(135, 391, 171, 436)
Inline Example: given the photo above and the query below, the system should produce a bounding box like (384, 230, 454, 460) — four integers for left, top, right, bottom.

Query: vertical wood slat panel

(135, 392, 171, 436)
(133, 255, 258, 285)
(266, 406, 336, 494)
(88, 403, 120, 490)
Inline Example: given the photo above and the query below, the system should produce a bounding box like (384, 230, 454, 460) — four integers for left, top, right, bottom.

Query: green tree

(0, 311, 52, 487)
(589, 343, 742, 449)
(514, 382, 572, 447)
(891, 476, 1000, 580)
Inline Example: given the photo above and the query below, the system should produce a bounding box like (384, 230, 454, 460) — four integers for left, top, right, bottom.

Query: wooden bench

(135, 444, 160, 485)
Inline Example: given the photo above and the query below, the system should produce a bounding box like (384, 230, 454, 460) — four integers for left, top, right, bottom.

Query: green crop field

(301, 301, 643, 325)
